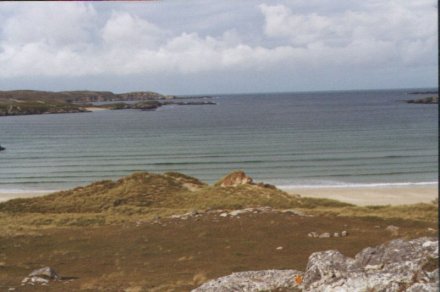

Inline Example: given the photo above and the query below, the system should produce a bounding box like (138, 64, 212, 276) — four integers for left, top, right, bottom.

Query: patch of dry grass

(304, 203, 438, 223)
(0, 212, 436, 291)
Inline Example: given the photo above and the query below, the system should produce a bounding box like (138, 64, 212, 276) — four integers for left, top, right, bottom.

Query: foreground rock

(193, 237, 438, 291)
(192, 270, 303, 291)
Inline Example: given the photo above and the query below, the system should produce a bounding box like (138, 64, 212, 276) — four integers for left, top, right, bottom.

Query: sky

(0, 0, 437, 95)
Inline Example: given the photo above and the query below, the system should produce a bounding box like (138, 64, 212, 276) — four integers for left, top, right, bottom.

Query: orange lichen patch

(294, 275, 303, 285)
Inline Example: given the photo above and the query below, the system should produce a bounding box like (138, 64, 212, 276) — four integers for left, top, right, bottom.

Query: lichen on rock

(193, 237, 439, 292)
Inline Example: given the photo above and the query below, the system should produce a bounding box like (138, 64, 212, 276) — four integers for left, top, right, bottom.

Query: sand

(282, 185, 438, 206)
(0, 191, 52, 202)
(84, 107, 109, 112)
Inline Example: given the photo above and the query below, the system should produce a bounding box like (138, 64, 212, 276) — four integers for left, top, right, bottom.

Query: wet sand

(283, 185, 438, 206)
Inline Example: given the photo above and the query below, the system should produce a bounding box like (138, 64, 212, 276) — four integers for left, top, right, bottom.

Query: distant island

(406, 90, 438, 104)
(406, 96, 438, 104)
(408, 90, 438, 95)
(0, 90, 215, 116)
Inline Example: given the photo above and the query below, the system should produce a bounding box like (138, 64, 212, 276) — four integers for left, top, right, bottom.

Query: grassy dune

(0, 171, 436, 232)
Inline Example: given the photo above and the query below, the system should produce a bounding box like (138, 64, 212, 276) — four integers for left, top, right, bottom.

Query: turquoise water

(0, 89, 437, 193)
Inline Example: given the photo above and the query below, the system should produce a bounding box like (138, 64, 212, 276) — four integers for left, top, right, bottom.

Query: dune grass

(0, 171, 436, 235)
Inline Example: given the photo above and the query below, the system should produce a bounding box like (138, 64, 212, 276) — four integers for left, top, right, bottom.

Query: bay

(0, 88, 437, 193)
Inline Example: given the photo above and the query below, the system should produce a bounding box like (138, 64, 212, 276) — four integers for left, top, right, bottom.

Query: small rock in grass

(29, 267, 59, 280)
(282, 209, 305, 216)
(22, 266, 60, 286)
(230, 210, 247, 216)
(319, 233, 331, 238)
(385, 225, 399, 236)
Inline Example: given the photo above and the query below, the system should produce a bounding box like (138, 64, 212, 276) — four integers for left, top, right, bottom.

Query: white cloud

(0, 0, 437, 84)
(102, 12, 166, 49)
(259, 1, 437, 66)
(2, 3, 97, 48)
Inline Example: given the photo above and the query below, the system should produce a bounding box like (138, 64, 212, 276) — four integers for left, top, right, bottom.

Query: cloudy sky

(0, 0, 437, 95)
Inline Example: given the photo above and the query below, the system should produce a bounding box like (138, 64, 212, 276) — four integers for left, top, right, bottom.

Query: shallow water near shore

(0, 88, 437, 194)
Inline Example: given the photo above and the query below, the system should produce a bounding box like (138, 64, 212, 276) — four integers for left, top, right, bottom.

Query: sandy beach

(84, 107, 109, 112)
(283, 185, 438, 206)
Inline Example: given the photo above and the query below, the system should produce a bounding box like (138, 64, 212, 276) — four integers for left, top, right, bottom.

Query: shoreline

(282, 185, 437, 206)
(0, 184, 437, 206)
(84, 106, 109, 112)
(0, 190, 54, 202)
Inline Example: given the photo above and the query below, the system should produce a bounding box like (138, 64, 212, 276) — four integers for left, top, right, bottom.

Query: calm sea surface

(0, 89, 437, 193)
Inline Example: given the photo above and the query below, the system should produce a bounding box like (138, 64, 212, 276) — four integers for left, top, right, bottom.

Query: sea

(0, 88, 437, 195)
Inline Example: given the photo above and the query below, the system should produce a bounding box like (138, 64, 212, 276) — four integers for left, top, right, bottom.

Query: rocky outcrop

(214, 171, 281, 192)
(0, 90, 219, 116)
(161, 101, 216, 106)
(193, 237, 438, 291)
(168, 207, 308, 221)
(192, 270, 303, 291)
(215, 171, 254, 187)
(408, 90, 438, 95)
(116, 91, 173, 101)
(407, 96, 438, 104)
(304, 237, 438, 291)
(132, 100, 162, 111)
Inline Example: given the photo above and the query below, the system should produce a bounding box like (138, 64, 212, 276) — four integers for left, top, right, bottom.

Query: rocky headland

(0, 90, 215, 116)
(0, 171, 437, 291)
